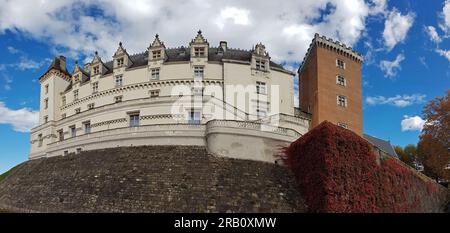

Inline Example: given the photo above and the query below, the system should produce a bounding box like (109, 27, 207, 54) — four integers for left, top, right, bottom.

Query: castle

(30, 32, 374, 162)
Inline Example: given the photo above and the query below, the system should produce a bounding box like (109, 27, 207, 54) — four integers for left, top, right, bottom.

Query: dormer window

(93, 66, 100, 75)
(117, 57, 124, 67)
(73, 74, 79, 82)
(152, 50, 162, 59)
(194, 47, 205, 57)
(255, 59, 266, 71)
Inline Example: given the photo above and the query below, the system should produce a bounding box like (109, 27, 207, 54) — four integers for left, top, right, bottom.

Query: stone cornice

(39, 69, 71, 83)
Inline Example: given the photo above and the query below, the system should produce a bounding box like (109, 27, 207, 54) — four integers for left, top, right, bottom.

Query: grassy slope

(0, 165, 19, 183)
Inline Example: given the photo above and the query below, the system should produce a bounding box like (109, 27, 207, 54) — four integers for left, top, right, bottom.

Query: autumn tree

(417, 90, 450, 181)
(394, 145, 414, 167)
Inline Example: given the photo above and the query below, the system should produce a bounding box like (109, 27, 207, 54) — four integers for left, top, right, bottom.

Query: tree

(395, 145, 413, 167)
(422, 90, 449, 149)
(417, 134, 449, 180)
(417, 90, 450, 181)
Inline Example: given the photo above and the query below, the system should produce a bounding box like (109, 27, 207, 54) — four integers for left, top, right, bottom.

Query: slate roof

(61, 47, 290, 92)
(97, 47, 286, 76)
(364, 134, 398, 158)
(40, 56, 70, 80)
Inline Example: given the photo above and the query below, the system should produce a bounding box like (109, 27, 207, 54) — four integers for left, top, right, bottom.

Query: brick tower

(298, 33, 364, 135)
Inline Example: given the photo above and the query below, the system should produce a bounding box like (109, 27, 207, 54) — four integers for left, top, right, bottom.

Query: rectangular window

(256, 81, 266, 94)
(191, 87, 204, 96)
(194, 66, 204, 80)
(337, 122, 348, 129)
(256, 59, 266, 71)
(84, 122, 91, 134)
(62, 96, 66, 106)
(88, 103, 95, 110)
(115, 96, 123, 103)
(256, 109, 267, 118)
(76, 148, 82, 154)
(336, 59, 345, 69)
(115, 75, 123, 86)
(92, 82, 99, 94)
(129, 114, 140, 127)
(73, 90, 78, 101)
(188, 111, 201, 125)
(117, 58, 124, 67)
(45, 84, 49, 94)
(58, 130, 64, 141)
(152, 50, 162, 59)
(70, 125, 76, 138)
(75, 108, 81, 114)
(194, 47, 205, 57)
(337, 95, 347, 107)
(151, 68, 160, 80)
(93, 66, 100, 75)
(73, 74, 79, 82)
(336, 75, 346, 86)
(38, 134, 43, 147)
(150, 90, 160, 98)
(44, 98, 48, 109)
(44, 116, 48, 123)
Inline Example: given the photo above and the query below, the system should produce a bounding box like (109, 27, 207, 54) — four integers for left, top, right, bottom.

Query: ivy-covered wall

(283, 121, 449, 213)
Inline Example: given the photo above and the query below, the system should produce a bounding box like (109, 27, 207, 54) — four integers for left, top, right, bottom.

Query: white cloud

(379, 53, 405, 78)
(368, 0, 387, 15)
(382, 9, 415, 51)
(216, 7, 250, 30)
(0, 102, 39, 132)
(424, 26, 441, 43)
(436, 49, 450, 62)
(7, 46, 20, 54)
(0, 0, 380, 64)
(401, 115, 425, 132)
(366, 94, 426, 107)
(0, 57, 51, 71)
(440, 0, 450, 33)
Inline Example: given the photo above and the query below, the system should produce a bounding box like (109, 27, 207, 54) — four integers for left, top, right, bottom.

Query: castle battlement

(299, 33, 364, 74)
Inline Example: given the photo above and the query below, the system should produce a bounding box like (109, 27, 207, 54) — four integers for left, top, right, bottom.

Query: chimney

(219, 41, 227, 52)
(59, 55, 67, 71)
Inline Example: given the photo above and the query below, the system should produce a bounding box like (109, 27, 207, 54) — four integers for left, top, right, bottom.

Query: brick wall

(0, 146, 306, 213)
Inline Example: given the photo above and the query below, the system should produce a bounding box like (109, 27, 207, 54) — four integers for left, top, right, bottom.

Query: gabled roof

(364, 134, 398, 158)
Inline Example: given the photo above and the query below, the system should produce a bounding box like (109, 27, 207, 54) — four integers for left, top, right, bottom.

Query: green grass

(0, 165, 19, 183)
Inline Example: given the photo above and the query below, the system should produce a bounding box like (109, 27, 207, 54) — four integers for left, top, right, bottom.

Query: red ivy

(283, 121, 447, 213)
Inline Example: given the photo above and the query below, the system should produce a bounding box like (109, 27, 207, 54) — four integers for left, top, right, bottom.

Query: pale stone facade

(30, 31, 310, 162)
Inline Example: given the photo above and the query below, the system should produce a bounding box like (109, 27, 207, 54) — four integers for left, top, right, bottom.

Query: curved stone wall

(0, 146, 306, 213)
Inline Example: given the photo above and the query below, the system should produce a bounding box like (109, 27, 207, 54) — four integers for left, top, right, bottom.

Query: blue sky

(0, 0, 449, 173)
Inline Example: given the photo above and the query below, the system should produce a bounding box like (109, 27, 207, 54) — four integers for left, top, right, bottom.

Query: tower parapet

(299, 33, 363, 74)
